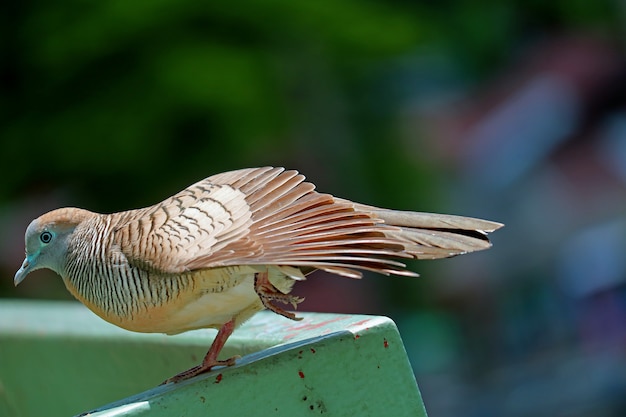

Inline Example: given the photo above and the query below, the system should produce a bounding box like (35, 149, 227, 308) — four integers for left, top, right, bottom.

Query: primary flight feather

(15, 167, 502, 383)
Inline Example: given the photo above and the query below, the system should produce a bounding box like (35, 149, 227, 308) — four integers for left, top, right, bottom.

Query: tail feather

(339, 198, 502, 232)
(337, 198, 503, 260)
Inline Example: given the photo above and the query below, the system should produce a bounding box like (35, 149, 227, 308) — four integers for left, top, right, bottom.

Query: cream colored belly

(162, 274, 263, 334)
(117, 273, 263, 334)
(71, 265, 302, 335)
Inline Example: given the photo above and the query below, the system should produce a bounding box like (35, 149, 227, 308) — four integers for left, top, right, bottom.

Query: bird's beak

(14, 258, 32, 286)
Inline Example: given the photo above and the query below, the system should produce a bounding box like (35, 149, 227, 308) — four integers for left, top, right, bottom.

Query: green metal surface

(0, 300, 427, 417)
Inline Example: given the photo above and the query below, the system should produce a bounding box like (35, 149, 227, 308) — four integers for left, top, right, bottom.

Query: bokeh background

(2, 1, 626, 416)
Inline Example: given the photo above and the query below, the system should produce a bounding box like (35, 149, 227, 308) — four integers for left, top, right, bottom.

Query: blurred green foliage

(1, 0, 427, 210)
(2, 2, 625, 415)
(1, 0, 620, 211)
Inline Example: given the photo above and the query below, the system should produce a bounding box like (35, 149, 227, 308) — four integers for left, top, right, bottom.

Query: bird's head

(14, 208, 94, 286)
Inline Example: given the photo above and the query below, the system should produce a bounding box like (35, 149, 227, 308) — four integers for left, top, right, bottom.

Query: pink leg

(163, 319, 238, 384)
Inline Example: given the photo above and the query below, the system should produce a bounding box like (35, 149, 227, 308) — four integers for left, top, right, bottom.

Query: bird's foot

(254, 272, 304, 321)
(162, 318, 238, 385)
(161, 356, 238, 385)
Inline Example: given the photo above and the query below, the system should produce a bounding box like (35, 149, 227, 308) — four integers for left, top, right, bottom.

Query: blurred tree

(0, 0, 429, 211)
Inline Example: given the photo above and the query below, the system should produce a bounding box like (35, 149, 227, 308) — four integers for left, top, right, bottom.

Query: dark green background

(2, 2, 625, 416)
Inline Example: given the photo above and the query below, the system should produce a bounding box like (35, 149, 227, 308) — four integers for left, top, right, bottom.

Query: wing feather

(113, 167, 502, 278)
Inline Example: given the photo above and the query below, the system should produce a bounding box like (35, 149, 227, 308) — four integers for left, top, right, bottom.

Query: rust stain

(298, 371, 305, 379)
(214, 373, 223, 384)
(282, 316, 347, 339)
(349, 319, 373, 327)
(383, 338, 389, 348)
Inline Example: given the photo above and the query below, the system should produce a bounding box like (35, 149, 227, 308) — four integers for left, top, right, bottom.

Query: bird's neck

(61, 215, 130, 318)
(59, 215, 192, 330)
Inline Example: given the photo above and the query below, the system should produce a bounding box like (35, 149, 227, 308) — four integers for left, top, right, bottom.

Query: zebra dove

(14, 167, 502, 383)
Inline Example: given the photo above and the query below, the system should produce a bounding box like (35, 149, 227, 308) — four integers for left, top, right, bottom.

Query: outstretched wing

(129, 167, 502, 278)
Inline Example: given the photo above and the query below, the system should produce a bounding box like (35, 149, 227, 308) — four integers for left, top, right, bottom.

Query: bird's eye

(40, 231, 53, 244)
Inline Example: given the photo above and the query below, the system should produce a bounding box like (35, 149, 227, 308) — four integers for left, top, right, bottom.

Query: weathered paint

(0, 300, 427, 417)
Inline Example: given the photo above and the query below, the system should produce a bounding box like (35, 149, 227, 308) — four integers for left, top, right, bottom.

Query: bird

(14, 167, 502, 383)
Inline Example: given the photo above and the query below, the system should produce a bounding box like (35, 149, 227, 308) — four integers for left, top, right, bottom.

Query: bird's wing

(114, 167, 501, 278)
(184, 167, 501, 278)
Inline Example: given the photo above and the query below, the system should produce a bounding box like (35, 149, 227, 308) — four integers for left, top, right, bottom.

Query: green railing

(0, 300, 427, 417)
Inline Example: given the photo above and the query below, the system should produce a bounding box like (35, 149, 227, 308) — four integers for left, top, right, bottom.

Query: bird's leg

(254, 271, 304, 321)
(163, 318, 238, 384)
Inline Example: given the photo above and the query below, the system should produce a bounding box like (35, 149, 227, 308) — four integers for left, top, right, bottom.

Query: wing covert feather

(112, 180, 253, 273)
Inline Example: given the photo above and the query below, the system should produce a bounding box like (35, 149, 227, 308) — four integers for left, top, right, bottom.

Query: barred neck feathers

(61, 211, 112, 299)
(61, 212, 146, 322)
(62, 211, 194, 326)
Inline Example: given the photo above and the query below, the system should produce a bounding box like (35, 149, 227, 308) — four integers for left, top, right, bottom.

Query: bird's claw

(254, 272, 304, 321)
(161, 356, 239, 385)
